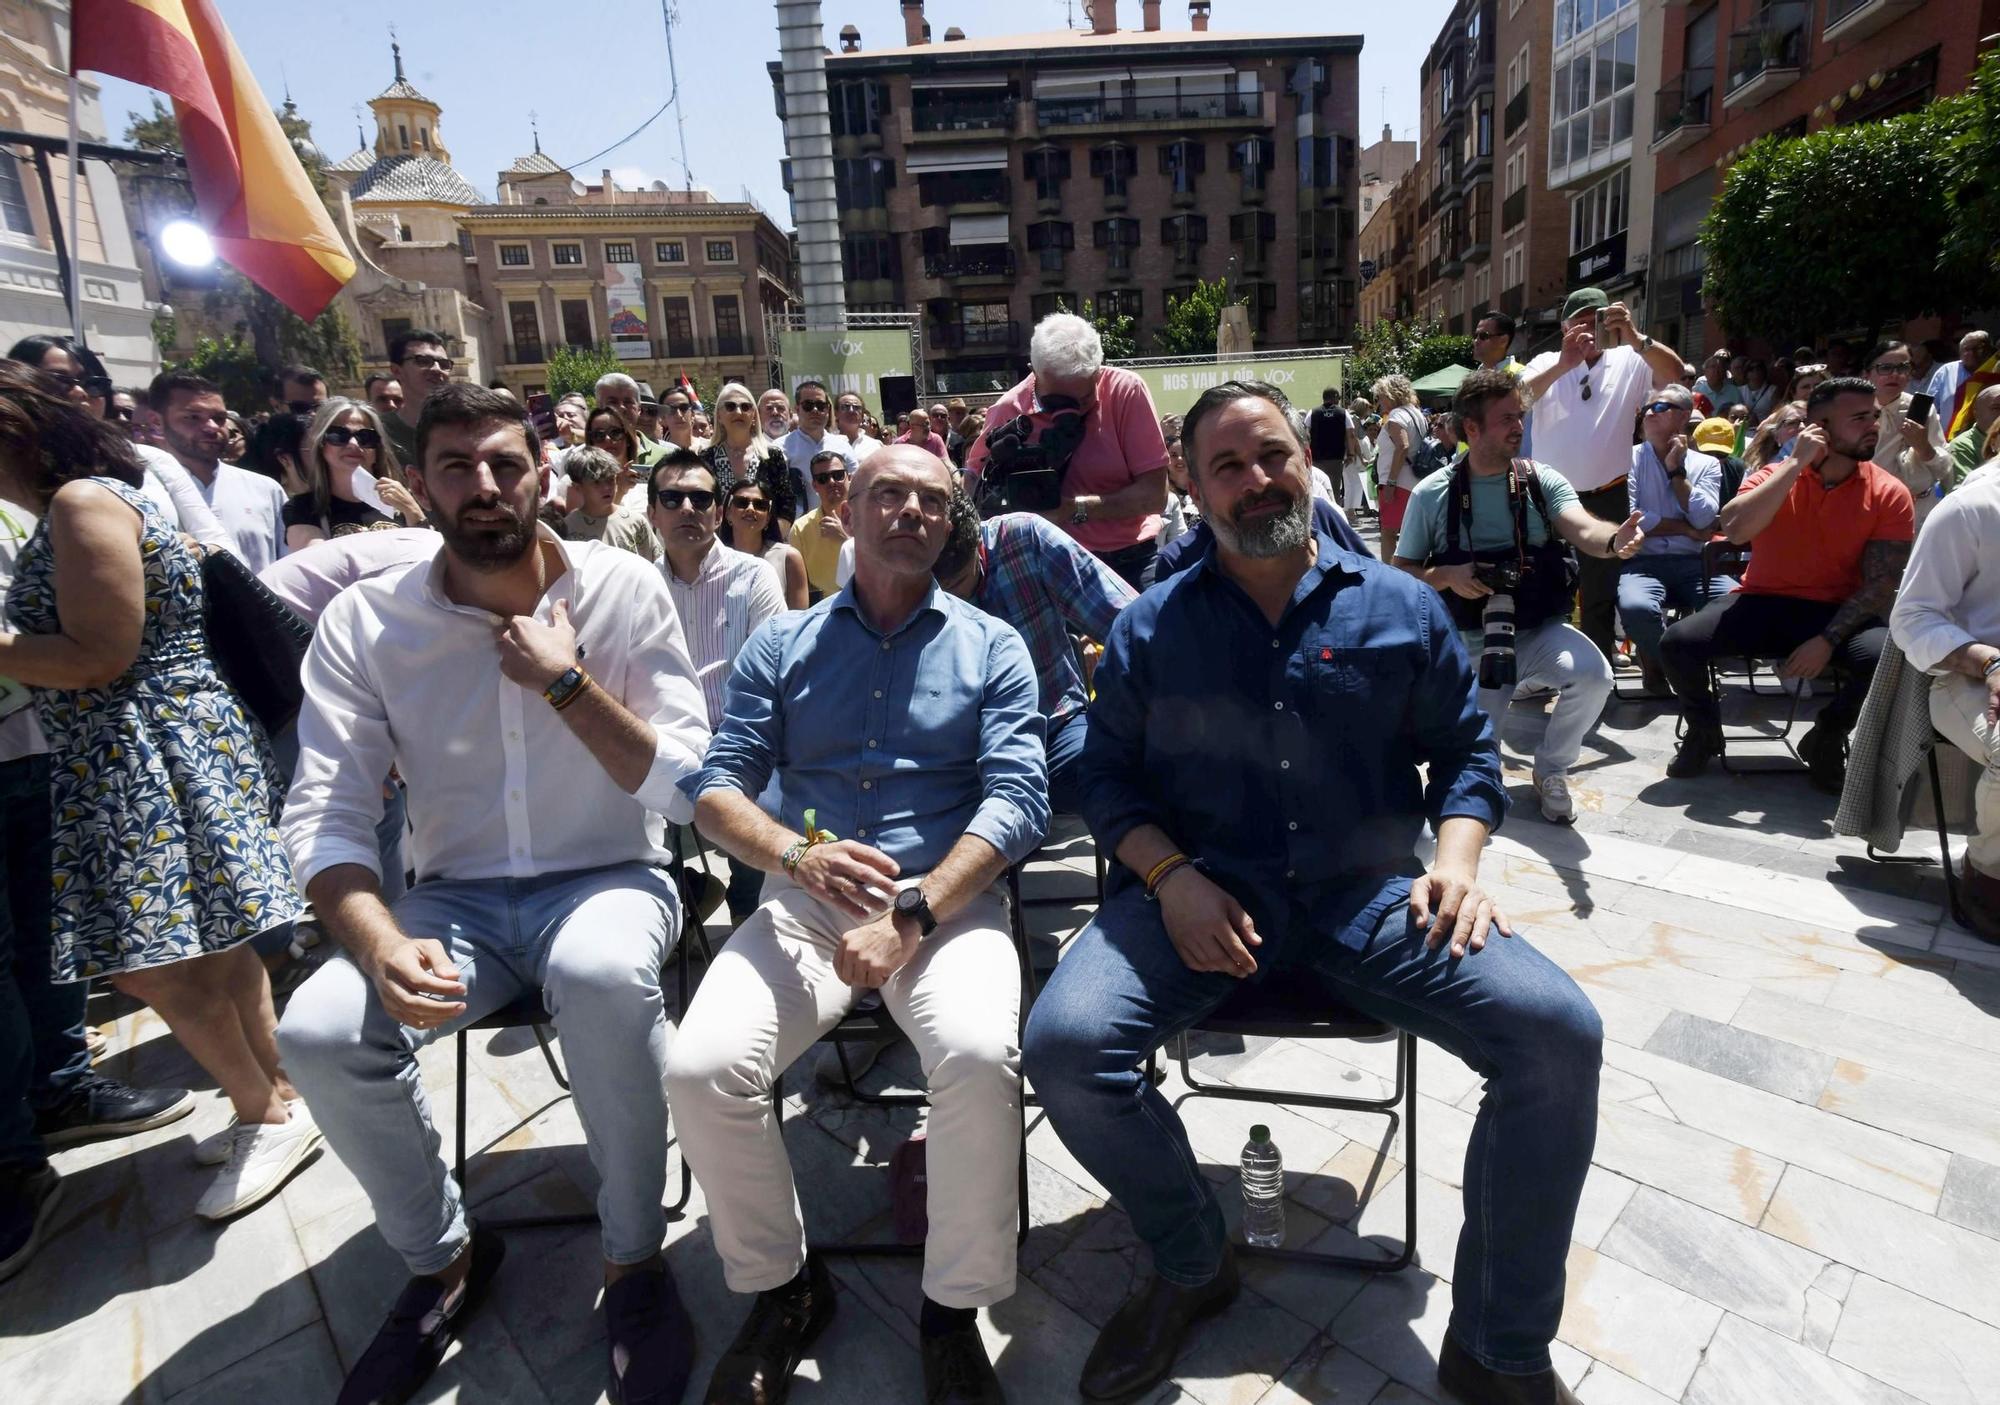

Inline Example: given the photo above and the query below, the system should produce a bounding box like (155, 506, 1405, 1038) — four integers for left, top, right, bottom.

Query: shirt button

(508, 730, 521, 741)
(514, 846, 525, 856)
(881, 641, 891, 651)
(867, 739, 878, 749)
(1286, 868, 1296, 879)
(1271, 639, 1280, 649)
(857, 827, 868, 837)
(1280, 760, 1291, 770)
(1288, 821, 1299, 831)
(862, 779, 873, 790)
(873, 690, 884, 699)
(510, 789, 522, 801)
(1273, 701, 1285, 712)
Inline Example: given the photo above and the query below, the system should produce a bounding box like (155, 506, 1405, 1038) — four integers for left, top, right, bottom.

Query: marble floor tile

(1570, 1167, 1639, 1250)
(1732, 988, 1997, 1106)
(1937, 1155, 2000, 1241)
(1641, 1009, 1838, 1103)
(1596, 1186, 1826, 1339)
(1588, 1098, 1783, 1225)
(161, 1324, 344, 1405)
(1760, 1167, 2000, 1329)
(1252, 1337, 1389, 1405)
(138, 1203, 323, 1399)
(1683, 1314, 1920, 1405)
(1815, 1058, 2000, 1168)
(1828, 1275, 2000, 1405)
(1556, 1242, 1723, 1397)
(1574, 1360, 1680, 1405)
(1325, 1270, 1454, 1401)
(1822, 967, 2000, 1056)
(1, 1299, 156, 1405)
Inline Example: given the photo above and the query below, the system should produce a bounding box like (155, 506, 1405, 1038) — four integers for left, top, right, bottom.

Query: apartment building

(1648, 0, 1999, 353)
(773, 0, 1362, 395)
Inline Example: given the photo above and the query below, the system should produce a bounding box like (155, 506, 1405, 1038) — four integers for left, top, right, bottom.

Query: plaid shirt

(973, 513, 1137, 724)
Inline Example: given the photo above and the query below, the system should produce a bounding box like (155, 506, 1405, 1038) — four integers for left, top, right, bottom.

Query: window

(1549, 5, 1637, 183)
(1031, 292, 1072, 323)
(917, 168, 1008, 207)
(661, 297, 695, 356)
(956, 301, 1014, 348)
(1024, 146, 1071, 201)
(1090, 144, 1136, 197)
(829, 79, 886, 138)
(1238, 282, 1277, 335)
(1232, 210, 1277, 244)
(1025, 220, 1074, 272)
(507, 300, 542, 358)
(1502, 241, 1525, 291)
(1161, 214, 1207, 262)
(834, 156, 895, 209)
(1095, 289, 1142, 323)
(552, 242, 583, 266)
(498, 243, 530, 267)
(712, 294, 745, 355)
(1294, 210, 1336, 260)
(1568, 166, 1629, 253)
(656, 240, 686, 264)
(705, 239, 737, 264)
(380, 317, 412, 357)
(842, 232, 899, 282)
(559, 298, 592, 347)
(1092, 218, 1141, 273)
(1159, 140, 1205, 196)
(398, 123, 409, 151)
(1297, 135, 1347, 189)
(1508, 44, 1530, 100)
(1505, 147, 1528, 196)
(1230, 137, 1275, 196)
(604, 241, 636, 264)
(458, 229, 474, 259)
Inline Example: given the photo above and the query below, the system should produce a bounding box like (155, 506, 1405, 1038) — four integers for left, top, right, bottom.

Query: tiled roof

(327, 147, 374, 174)
(375, 76, 435, 104)
(350, 154, 482, 206)
(505, 151, 567, 176)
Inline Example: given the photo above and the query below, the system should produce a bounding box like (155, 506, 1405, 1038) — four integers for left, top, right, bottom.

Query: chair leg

(454, 1029, 468, 1193)
(1931, 743, 1972, 930)
(529, 1022, 571, 1092)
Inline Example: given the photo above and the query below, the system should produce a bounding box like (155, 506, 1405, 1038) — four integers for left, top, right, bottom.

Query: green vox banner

(1121, 355, 1346, 417)
(778, 330, 915, 403)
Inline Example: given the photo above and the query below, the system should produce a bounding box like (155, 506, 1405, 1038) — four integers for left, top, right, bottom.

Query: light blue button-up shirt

(1628, 441, 1721, 557)
(686, 580, 1049, 873)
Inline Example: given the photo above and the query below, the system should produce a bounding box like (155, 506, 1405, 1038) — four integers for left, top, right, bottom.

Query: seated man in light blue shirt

(1616, 383, 1738, 694)
(665, 444, 1048, 1405)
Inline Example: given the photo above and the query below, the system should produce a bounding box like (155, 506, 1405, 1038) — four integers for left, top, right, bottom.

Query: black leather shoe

(1438, 1333, 1580, 1405)
(34, 1075, 193, 1147)
(1078, 1248, 1239, 1403)
(923, 1319, 1004, 1404)
(1666, 725, 1722, 779)
(704, 1254, 836, 1405)
(337, 1226, 506, 1405)
(1796, 724, 1847, 796)
(606, 1261, 696, 1405)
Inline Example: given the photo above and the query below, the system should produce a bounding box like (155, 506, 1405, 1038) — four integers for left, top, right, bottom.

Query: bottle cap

(1249, 1124, 1271, 1143)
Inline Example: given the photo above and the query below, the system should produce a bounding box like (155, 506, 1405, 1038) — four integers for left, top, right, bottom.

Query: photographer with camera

(964, 312, 1170, 591)
(1394, 370, 1645, 824)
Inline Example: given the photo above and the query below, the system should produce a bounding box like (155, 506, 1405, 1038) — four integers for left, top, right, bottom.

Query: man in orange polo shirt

(1660, 377, 1915, 791)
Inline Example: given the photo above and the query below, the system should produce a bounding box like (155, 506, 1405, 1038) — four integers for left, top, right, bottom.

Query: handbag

(200, 547, 312, 733)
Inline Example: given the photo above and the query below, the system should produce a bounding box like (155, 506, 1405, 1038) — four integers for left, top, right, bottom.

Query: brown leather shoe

(1078, 1248, 1238, 1402)
(1437, 1333, 1580, 1405)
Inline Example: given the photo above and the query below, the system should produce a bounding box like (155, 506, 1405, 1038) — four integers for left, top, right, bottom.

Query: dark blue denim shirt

(1079, 530, 1506, 946)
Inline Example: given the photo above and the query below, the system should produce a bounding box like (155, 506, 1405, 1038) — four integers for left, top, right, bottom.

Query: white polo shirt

(1522, 343, 1660, 494)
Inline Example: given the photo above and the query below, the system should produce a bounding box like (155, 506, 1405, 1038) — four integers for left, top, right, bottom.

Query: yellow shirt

(788, 508, 846, 598)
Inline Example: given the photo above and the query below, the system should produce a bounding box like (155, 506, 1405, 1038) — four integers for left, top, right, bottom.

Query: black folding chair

(1866, 731, 1971, 932)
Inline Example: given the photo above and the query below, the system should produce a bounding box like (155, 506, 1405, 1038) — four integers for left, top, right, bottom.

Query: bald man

(667, 448, 1047, 1405)
(1949, 384, 2000, 488)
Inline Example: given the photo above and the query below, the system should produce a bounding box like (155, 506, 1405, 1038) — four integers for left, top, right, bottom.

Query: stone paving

(4, 683, 1998, 1404)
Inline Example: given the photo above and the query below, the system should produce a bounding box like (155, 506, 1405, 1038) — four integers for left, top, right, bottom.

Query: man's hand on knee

(835, 910, 919, 988)
(1158, 867, 1261, 976)
(370, 937, 467, 1029)
(795, 840, 901, 918)
(1411, 869, 1512, 959)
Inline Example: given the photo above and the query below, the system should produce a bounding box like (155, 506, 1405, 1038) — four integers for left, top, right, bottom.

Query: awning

(910, 75, 1012, 90)
(1033, 70, 1128, 95)
(906, 147, 1009, 174)
(949, 214, 1010, 245)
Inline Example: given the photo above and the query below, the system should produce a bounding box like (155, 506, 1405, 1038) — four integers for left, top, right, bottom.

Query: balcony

(1501, 186, 1527, 231)
(1724, 5, 1808, 111)
(1823, 0, 1922, 44)
(1503, 86, 1530, 140)
(917, 171, 1011, 210)
(1034, 89, 1266, 132)
(930, 320, 1022, 351)
(909, 95, 1017, 136)
(1653, 77, 1715, 152)
(923, 247, 1017, 282)
(1500, 283, 1524, 316)
(504, 342, 545, 365)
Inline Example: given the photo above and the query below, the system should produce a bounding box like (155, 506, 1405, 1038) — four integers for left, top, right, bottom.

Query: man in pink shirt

(896, 406, 950, 461)
(965, 312, 1170, 589)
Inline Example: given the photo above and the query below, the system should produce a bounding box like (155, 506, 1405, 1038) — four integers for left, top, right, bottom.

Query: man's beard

(1210, 485, 1311, 559)
(435, 495, 536, 570)
(1832, 431, 1880, 462)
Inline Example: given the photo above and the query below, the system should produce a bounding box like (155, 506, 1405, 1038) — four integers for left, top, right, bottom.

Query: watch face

(895, 887, 921, 913)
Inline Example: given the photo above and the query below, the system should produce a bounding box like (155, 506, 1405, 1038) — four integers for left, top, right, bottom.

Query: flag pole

(64, 69, 83, 341)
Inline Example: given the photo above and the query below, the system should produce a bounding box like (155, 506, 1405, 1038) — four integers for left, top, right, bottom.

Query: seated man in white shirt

(275, 385, 711, 1405)
(648, 447, 788, 921)
(1889, 473, 2000, 941)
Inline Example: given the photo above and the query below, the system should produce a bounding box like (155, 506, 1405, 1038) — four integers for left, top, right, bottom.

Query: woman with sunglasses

(705, 381, 801, 534)
(222, 413, 250, 466)
(284, 399, 423, 551)
(1744, 401, 1807, 473)
(721, 481, 808, 610)
(582, 406, 647, 512)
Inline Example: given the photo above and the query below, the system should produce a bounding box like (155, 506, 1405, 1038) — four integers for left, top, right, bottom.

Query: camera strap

(1444, 456, 1540, 566)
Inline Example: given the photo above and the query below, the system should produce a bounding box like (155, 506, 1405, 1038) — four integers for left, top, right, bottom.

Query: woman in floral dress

(0, 363, 320, 1221)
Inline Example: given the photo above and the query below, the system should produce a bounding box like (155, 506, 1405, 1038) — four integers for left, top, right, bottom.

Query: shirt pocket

(1305, 643, 1406, 742)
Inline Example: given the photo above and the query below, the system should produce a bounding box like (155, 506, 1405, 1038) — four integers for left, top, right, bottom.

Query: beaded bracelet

(1145, 853, 1194, 900)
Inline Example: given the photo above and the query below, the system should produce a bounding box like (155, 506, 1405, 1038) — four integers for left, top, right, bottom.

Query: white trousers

(663, 873, 1021, 1308)
(1468, 619, 1615, 774)
(1931, 674, 2000, 877)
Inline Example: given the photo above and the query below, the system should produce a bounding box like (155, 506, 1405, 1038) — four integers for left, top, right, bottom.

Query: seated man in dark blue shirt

(1155, 491, 1371, 577)
(1022, 381, 1602, 1405)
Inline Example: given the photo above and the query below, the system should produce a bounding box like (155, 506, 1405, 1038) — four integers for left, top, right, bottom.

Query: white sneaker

(195, 1106, 323, 1221)
(192, 1114, 239, 1166)
(1533, 770, 1576, 825)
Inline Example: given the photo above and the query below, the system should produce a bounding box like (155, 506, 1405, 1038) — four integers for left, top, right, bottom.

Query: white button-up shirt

(661, 539, 788, 728)
(282, 536, 709, 888)
(1890, 475, 2000, 674)
(189, 459, 287, 573)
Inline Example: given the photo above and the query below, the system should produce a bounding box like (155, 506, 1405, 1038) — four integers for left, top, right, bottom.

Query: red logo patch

(1320, 647, 1333, 661)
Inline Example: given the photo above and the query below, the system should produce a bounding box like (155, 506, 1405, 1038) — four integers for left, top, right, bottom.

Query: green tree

(125, 99, 362, 388)
(1076, 299, 1137, 362)
(546, 342, 629, 402)
(1152, 278, 1243, 356)
(1700, 96, 1997, 348)
(1944, 49, 2000, 284)
(168, 333, 267, 411)
(1346, 316, 1472, 398)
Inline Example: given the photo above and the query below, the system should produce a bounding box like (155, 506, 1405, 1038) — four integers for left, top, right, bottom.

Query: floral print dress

(5, 477, 303, 979)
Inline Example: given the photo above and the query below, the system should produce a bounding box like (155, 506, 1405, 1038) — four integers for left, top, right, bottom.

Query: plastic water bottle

(1240, 1124, 1286, 1248)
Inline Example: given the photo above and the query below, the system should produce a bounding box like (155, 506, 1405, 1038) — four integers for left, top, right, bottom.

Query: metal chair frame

(1865, 738, 1969, 930)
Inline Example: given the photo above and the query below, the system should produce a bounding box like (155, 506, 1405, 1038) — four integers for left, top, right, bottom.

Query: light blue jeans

(1464, 620, 1614, 775)
(278, 862, 679, 1274)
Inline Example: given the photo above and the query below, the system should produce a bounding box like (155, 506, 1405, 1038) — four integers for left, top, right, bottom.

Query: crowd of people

(0, 292, 1995, 1405)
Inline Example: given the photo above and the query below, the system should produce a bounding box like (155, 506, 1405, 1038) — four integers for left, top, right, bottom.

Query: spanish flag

(1950, 350, 2000, 440)
(71, 0, 355, 320)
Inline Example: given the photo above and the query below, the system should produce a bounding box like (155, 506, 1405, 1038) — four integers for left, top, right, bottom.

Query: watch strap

(544, 665, 589, 711)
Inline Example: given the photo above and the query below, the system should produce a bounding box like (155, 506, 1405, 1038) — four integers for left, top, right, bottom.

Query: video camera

(974, 396, 1088, 514)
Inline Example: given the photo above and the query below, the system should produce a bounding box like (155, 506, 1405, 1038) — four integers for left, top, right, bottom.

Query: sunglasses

(719, 402, 755, 413)
(1872, 361, 1913, 373)
(1578, 373, 1593, 402)
(798, 399, 831, 413)
(812, 468, 848, 485)
(403, 353, 453, 370)
(323, 426, 381, 448)
(1643, 400, 1682, 415)
(729, 495, 770, 512)
(658, 488, 717, 511)
(588, 427, 629, 443)
(663, 402, 692, 414)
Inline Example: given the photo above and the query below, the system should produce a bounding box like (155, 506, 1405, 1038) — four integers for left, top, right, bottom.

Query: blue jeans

(1022, 875, 1602, 1374)
(1616, 555, 1737, 672)
(1, 755, 89, 1168)
(1047, 710, 1089, 818)
(278, 862, 679, 1274)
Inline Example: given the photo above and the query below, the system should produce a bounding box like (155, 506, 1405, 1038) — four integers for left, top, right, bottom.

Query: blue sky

(92, 0, 1451, 218)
